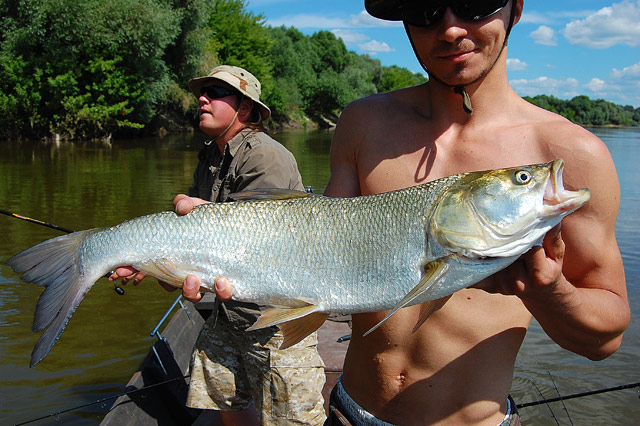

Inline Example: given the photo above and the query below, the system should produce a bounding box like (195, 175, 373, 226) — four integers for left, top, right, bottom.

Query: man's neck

(427, 66, 513, 125)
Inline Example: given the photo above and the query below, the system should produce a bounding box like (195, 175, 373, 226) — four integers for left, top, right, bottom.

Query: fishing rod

(0, 209, 74, 233)
(1, 208, 125, 295)
(13, 375, 188, 426)
(516, 381, 640, 409)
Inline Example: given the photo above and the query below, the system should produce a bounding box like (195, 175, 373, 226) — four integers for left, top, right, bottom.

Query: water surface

(0, 127, 637, 425)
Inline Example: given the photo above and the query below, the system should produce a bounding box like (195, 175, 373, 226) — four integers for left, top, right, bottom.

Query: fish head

(431, 159, 590, 259)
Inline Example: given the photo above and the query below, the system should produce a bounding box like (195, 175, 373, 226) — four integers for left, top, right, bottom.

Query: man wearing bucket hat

(111, 65, 326, 426)
(162, 2, 626, 425)
(314, 1, 627, 425)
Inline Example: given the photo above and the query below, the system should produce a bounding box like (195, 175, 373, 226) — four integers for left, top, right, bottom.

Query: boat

(100, 294, 350, 425)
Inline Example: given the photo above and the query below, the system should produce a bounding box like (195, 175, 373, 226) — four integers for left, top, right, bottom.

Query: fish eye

(514, 170, 532, 184)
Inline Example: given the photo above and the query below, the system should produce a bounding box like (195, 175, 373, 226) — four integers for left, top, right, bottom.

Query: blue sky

(246, 0, 640, 108)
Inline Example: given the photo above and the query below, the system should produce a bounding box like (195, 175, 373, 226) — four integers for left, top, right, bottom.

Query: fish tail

(5, 230, 102, 367)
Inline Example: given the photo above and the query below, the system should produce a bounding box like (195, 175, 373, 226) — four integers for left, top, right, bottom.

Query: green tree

(0, 0, 185, 139)
(378, 65, 427, 92)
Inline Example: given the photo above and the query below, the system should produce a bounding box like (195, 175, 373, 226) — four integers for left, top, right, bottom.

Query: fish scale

(6, 159, 590, 366)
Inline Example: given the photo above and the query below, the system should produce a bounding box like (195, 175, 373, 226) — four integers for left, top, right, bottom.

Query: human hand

(109, 266, 178, 292)
(173, 194, 209, 215)
(110, 196, 230, 301)
(181, 274, 234, 303)
(109, 266, 149, 286)
(475, 224, 565, 299)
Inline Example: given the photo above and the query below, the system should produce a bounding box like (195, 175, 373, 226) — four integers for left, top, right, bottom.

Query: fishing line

(1, 208, 125, 295)
(13, 375, 189, 426)
(516, 381, 640, 409)
(548, 371, 574, 425)
(529, 380, 561, 425)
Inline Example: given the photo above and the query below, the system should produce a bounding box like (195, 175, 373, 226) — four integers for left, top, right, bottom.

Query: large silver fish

(7, 159, 589, 367)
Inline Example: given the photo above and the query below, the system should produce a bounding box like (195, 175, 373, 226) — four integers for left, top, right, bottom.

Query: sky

(245, 0, 640, 108)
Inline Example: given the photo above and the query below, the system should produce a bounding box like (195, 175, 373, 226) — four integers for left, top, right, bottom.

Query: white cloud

(267, 10, 400, 29)
(510, 76, 581, 99)
(586, 78, 607, 92)
(605, 62, 640, 106)
(350, 10, 401, 27)
(611, 62, 640, 79)
(268, 14, 349, 28)
(507, 58, 528, 71)
(530, 25, 557, 46)
(359, 40, 393, 55)
(563, 0, 640, 48)
(332, 29, 369, 44)
(511, 63, 640, 107)
(519, 9, 597, 25)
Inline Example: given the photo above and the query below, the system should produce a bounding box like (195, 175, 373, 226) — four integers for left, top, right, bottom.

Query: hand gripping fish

(7, 159, 590, 367)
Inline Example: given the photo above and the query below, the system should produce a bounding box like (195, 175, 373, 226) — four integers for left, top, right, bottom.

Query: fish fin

(135, 259, 212, 292)
(135, 259, 190, 287)
(412, 295, 452, 333)
(230, 188, 312, 201)
(247, 305, 328, 349)
(5, 230, 105, 367)
(363, 259, 450, 338)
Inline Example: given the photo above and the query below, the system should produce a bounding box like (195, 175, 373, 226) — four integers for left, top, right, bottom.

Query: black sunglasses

(200, 85, 238, 99)
(401, 0, 510, 27)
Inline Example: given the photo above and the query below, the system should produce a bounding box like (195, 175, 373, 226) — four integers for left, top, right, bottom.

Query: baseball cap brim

(365, 0, 404, 21)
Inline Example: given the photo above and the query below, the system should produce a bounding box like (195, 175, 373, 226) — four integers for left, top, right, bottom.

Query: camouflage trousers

(186, 318, 327, 426)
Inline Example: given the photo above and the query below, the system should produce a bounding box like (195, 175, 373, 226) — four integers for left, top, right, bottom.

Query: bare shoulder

(519, 102, 616, 185)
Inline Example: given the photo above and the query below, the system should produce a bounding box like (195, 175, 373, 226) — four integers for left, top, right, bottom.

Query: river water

(0, 128, 637, 425)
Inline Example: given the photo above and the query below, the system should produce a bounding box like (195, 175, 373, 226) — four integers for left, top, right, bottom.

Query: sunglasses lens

(201, 86, 235, 99)
(456, 0, 510, 21)
(401, 0, 509, 27)
(401, 1, 445, 27)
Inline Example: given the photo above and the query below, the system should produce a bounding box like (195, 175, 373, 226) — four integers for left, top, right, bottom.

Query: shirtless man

(176, 1, 629, 424)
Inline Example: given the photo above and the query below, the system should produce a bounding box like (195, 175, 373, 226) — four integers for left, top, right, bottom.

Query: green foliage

(13, 0, 636, 139)
(0, 0, 200, 139)
(524, 95, 639, 126)
(205, 0, 272, 83)
(379, 65, 427, 92)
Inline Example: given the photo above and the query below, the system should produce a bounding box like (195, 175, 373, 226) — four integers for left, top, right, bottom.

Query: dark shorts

(324, 375, 520, 426)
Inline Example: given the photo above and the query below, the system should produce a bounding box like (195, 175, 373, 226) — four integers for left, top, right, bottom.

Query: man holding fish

(180, 1, 630, 425)
(8, 1, 629, 425)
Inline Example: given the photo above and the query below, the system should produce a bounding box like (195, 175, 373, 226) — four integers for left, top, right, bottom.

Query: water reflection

(1, 127, 639, 425)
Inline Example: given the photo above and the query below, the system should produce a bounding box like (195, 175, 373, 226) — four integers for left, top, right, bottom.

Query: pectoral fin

(135, 259, 209, 290)
(247, 305, 328, 349)
(412, 295, 452, 333)
(363, 259, 450, 337)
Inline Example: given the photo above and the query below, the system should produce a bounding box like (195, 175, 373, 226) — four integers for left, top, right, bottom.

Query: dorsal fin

(230, 188, 312, 201)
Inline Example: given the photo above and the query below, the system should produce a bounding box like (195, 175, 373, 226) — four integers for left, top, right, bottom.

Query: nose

(437, 8, 468, 42)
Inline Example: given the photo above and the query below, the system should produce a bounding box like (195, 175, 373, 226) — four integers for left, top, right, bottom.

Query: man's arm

(324, 103, 363, 198)
(490, 133, 629, 360)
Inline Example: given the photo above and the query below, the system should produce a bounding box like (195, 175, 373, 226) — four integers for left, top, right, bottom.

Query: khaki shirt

(189, 129, 303, 202)
(189, 128, 304, 327)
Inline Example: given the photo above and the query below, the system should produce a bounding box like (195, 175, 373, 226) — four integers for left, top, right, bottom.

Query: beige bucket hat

(188, 65, 271, 121)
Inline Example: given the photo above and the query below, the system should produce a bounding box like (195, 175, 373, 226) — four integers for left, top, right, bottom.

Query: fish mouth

(543, 159, 590, 215)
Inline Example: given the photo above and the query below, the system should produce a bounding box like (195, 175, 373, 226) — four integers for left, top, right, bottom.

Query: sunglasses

(200, 85, 238, 99)
(401, 0, 510, 27)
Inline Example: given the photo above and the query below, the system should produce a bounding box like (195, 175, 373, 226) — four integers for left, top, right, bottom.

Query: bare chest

(358, 132, 550, 196)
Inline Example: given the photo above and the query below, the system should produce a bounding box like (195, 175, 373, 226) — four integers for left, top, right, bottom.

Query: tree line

(0, 0, 637, 140)
(524, 95, 640, 127)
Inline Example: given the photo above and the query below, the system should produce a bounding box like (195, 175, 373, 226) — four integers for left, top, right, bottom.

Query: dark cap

(365, 0, 404, 21)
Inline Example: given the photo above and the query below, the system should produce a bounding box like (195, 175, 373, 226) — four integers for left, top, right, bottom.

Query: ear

(513, 0, 524, 26)
(238, 98, 254, 120)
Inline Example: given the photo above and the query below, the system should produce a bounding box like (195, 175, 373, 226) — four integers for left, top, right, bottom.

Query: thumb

(182, 274, 202, 303)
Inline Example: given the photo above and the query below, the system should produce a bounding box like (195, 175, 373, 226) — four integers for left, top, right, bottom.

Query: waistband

(331, 375, 517, 426)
